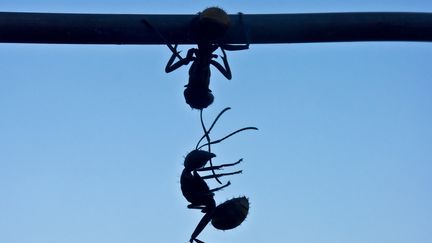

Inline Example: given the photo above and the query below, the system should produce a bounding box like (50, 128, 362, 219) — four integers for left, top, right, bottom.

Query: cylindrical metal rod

(1, 12, 432, 44)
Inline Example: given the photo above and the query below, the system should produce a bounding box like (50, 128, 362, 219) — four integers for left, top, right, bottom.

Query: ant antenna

(197, 109, 210, 150)
(195, 107, 231, 149)
(198, 108, 224, 184)
(141, 19, 184, 60)
(198, 126, 258, 150)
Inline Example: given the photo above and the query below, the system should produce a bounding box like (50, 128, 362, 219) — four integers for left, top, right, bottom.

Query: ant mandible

(181, 107, 257, 242)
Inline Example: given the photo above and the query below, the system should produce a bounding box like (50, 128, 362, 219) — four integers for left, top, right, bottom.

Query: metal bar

(1, 12, 432, 44)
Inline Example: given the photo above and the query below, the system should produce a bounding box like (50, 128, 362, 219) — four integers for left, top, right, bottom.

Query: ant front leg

(165, 46, 195, 73)
(199, 159, 243, 181)
(196, 158, 243, 172)
(210, 48, 232, 80)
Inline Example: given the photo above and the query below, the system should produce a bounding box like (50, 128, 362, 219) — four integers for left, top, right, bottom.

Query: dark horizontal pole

(1, 12, 432, 45)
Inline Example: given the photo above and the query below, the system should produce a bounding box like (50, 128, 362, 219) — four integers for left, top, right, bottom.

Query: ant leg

(239, 11, 251, 47)
(187, 204, 207, 210)
(164, 44, 181, 72)
(220, 12, 251, 51)
(165, 47, 195, 73)
(196, 159, 243, 172)
(210, 52, 232, 80)
(202, 169, 242, 180)
(217, 158, 243, 167)
(209, 181, 231, 192)
(213, 14, 251, 79)
(189, 210, 214, 243)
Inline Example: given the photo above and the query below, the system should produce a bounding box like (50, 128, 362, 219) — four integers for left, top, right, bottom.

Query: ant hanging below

(180, 107, 257, 242)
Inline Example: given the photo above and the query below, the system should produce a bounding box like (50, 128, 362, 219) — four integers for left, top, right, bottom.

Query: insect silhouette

(143, 7, 249, 109)
(181, 107, 257, 242)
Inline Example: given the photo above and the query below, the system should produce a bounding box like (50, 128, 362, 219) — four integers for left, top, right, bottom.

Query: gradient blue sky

(1, 1, 432, 243)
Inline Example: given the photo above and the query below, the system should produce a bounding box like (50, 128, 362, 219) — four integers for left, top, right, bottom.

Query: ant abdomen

(211, 196, 250, 230)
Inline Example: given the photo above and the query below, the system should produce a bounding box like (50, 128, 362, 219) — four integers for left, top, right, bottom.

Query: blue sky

(1, 1, 432, 243)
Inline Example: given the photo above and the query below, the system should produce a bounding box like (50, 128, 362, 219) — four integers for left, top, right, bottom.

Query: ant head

(191, 7, 230, 42)
(184, 150, 216, 170)
(184, 87, 214, 109)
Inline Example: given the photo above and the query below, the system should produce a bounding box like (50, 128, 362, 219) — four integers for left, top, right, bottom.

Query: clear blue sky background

(1, 1, 431, 243)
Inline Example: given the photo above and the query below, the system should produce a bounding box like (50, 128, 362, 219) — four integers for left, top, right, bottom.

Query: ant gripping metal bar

(1, 12, 432, 44)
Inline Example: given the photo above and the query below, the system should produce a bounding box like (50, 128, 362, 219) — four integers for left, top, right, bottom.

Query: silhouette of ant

(143, 7, 249, 109)
(165, 42, 248, 109)
(181, 107, 257, 242)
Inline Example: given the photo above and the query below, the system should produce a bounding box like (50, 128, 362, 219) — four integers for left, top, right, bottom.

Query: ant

(181, 107, 257, 242)
(143, 7, 250, 109)
(165, 41, 248, 110)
